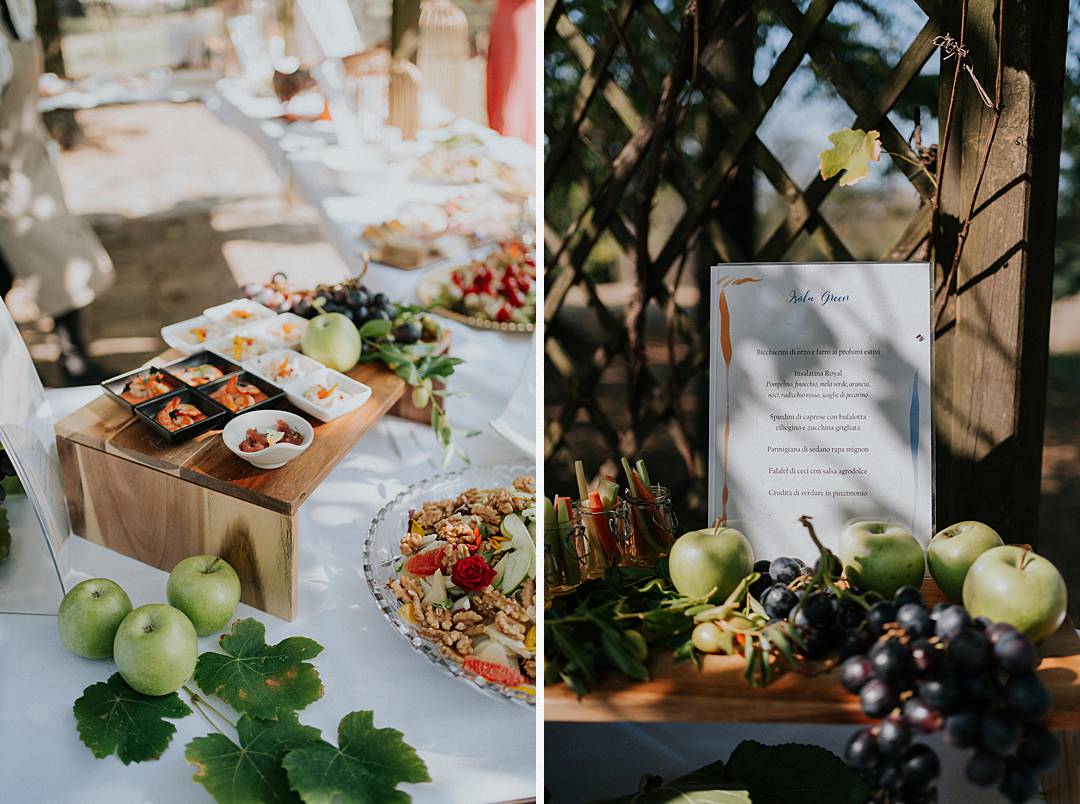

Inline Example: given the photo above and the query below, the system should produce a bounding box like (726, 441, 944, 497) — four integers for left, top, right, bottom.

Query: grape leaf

(185, 713, 322, 804)
(73, 673, 192, 764)
(194, 618, 324, 719)
(818, 128, 881, 186)
(725, 741, 868, 803)
(282, 710, 431, 803)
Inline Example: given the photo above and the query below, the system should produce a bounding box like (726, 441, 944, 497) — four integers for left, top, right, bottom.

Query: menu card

(708, 262, 933, 560)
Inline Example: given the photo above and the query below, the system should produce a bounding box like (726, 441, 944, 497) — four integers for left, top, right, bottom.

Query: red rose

(452, 554, 497, 591)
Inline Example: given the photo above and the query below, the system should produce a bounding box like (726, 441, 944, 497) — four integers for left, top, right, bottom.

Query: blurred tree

(33, 0, 80, 148)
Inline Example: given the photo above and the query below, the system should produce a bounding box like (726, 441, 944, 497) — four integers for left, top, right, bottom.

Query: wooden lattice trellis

(543, 0, 1068, 535)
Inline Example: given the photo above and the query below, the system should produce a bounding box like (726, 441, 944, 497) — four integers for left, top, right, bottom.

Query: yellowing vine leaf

(818, 128, 881, 186)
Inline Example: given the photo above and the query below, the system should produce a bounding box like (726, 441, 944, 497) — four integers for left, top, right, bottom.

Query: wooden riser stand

(55, 348, 435, 620)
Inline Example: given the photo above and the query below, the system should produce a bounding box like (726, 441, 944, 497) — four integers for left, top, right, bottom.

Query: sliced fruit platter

(416, 240, 536, 332)
(364, 464, 537, 706)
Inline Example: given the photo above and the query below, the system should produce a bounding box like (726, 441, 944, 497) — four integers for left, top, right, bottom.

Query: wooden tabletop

(545, 579, 1080, 730)
(55, 349, 406, 515)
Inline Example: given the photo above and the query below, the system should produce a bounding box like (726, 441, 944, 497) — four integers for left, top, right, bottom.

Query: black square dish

(133, 389, 227, 443)
(101, 366, 184, 412)
(164, 351, 243, 388)
(196, 371, 285, 419)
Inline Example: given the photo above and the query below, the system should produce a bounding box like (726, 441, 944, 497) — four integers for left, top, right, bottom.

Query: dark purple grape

(934, 605, 971, 639)
(1006, 672, 1051, 721)
(973, 615, 993, 631)
(769, 556, 803, 585)
(902, 696, 943, 733)
(354, 305, 370, 322)
(838, 629, 870, 659)
(749, 560, 772, 599)
(844, 727, 878, 770)
(375, 308, 392, 321)
(999, 762, 1038, 803)
(896, 603, 931, 639)
(910, 639, 943, 675)
(838, 654, 873, 693)
(800, 591, 835, 626)
(371, 292, 389, 308)
(762, 584, 797, 619)
(994, 632, 1038, 674)
(1017, 724, 1059, 774)
(964, 672, 1001, 706)
(797, 623, 833, 659)
(0, 450, 13, 477)
(870, 639, 913, 684)
(985, 621, 1020, 645)
(945, 711, 981, 748)
(877, 714, 911, 756)
(982, 712, 1022, 755)
(947, 628, 991, 672)
(918, 674, 959, 711)
(965, 749, 1006, 787)
(900, 743, 940, 790)
(814, 550, 842, 580)
(837, 599, 866, 629)
(860, 678, 899, 718)
(876, 757, 904, 791)
(866, 601, 898, 636)
(393, 322, 422, 344)
(893, 585, 923, 608)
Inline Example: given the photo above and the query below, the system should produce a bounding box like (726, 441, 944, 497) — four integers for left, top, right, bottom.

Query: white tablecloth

(0, 84, 536, 802)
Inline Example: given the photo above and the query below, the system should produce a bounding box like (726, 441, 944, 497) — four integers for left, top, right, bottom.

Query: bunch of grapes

(840, 590, 1058, 803)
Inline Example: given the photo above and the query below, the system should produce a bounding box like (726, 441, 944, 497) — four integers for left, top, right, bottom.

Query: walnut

(415, 499, 455, 529)
(436, 517, 475, 544)
(417, 605, 484, 656)
(454, 488, 483, 507)
(389, 574, 423, 604)
(399, 531, 425, 555)
(470, 504, 503, 527)
(443, 542, 470, 570)
(520, 578, 535, 610)
(472, 587, 531, 628)
(513, 475, 535, 494)
(522, 658, 536, 679)
(496, 611, 526, 641)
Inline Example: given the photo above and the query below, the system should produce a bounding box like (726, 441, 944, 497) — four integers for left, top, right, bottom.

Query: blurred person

(0, 0, 113, 383)
(486, 0, 535, 144)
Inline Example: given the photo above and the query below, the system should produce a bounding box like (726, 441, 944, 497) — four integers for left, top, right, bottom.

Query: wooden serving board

(55, 348, 410, 621)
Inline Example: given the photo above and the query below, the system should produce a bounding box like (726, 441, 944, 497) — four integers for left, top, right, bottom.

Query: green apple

(301, 312, 361, 372)
(839, 520, 925, 598)
(167, 555, 242, 636)
(668, 526, 753, 600)
(963, 545, 1067, 642)
(927, 521, 1003, 602)
(57, 578, 133, 659)
(113, 604, 198, 696)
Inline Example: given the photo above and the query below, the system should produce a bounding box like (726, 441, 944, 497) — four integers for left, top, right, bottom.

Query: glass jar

(544, 518, 590, 601)
(574, 499, 630, 580)
(622, 484, 678, 567)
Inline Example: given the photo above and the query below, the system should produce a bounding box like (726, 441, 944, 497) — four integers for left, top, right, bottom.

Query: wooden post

(392, 0, 422, 61)
(932, 0, 1067, 542)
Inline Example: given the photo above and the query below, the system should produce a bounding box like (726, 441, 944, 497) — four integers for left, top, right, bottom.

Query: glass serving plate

(363, 462, 536, 707)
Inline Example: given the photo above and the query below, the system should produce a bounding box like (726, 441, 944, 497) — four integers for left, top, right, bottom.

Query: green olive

(411, 385, 430, 408)
(622, 629, 648, 661)
(692, 621, 725, 653)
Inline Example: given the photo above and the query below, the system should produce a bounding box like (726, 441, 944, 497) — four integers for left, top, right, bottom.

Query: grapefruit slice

(404, 545, 447, 576)
(463, 656, 526, 687)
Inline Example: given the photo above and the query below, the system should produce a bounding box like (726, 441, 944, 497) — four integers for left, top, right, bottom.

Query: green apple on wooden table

(839, 520, 924, 598)
(301, 311, 361, 372)
(57, 578, 133, 659)
(927, 520, 1003, 603)
(668, 524, 754, 601)
(963, 545, 1068, 642)
(167, 555, 242, 637)
(113, 604, 198, 696)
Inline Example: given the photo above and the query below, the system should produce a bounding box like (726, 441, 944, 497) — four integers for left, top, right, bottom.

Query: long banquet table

(0, 82, 536, 803)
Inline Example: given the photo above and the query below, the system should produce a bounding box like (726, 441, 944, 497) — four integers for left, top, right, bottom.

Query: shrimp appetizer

(155, 397, 208, 432)
(209, 375, 269, 413)
(120, 372, 173, 405)
(172, 363, 225, 387)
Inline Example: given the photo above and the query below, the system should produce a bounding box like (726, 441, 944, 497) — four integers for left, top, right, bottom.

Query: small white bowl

(203, 298, 277, 328)
(249, 348, 321, 385)
(283, 367, 372, 423)
(222, 410, 314, 470)
(161, 315, 228, 355)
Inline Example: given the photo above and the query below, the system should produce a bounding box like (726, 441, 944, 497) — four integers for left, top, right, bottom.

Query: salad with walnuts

(388, 476, 536, 696)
